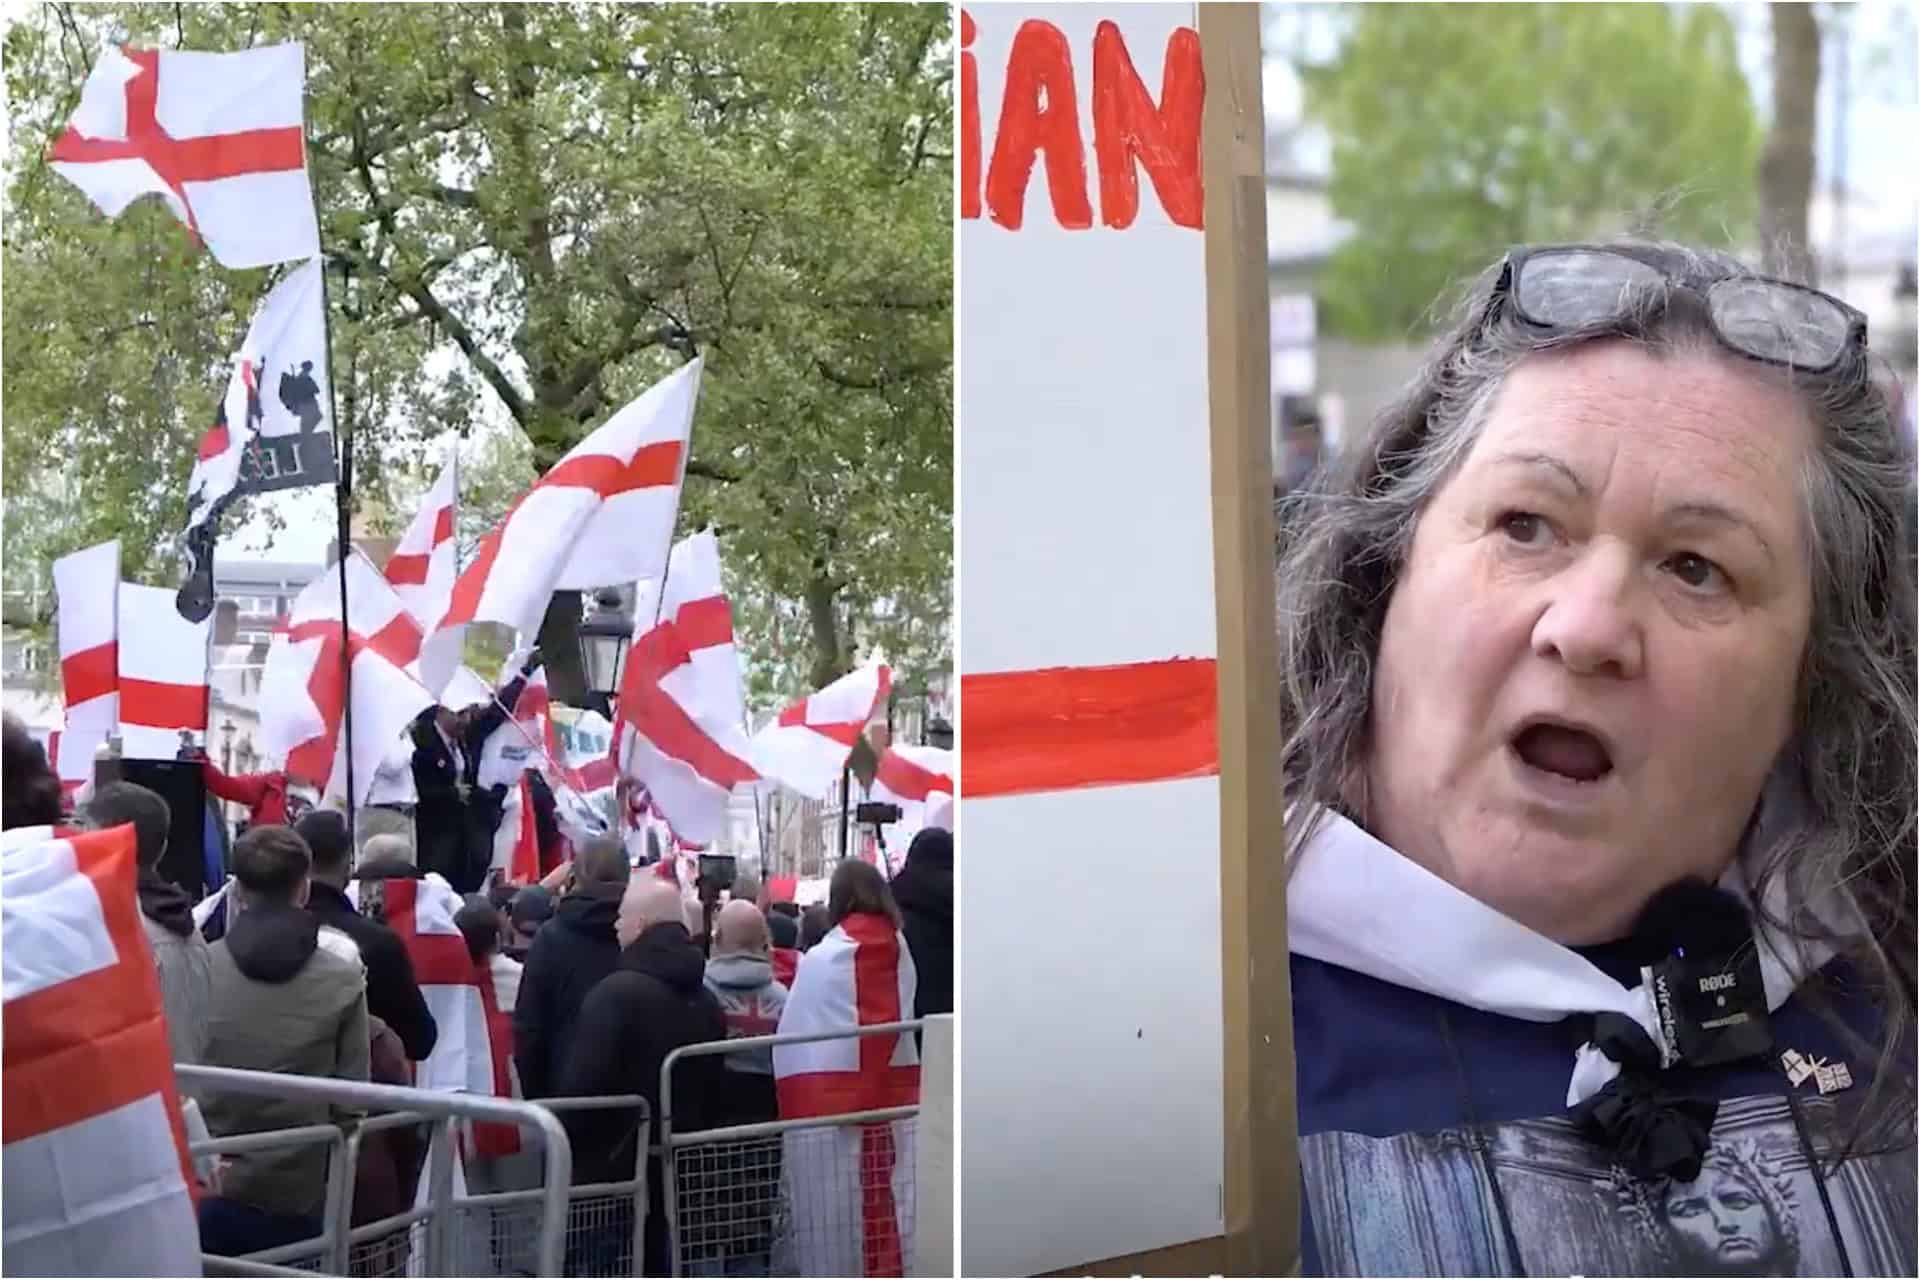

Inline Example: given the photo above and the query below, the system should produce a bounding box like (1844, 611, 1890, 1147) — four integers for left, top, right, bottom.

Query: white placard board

(960, 5, 1224, 1274)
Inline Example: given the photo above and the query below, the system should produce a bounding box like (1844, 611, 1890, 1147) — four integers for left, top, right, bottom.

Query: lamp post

(578, 588, 634, 719)
(220, 718, 238, 773)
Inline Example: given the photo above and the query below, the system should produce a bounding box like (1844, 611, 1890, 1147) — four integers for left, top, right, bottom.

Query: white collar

(1285, 809, 1846, 1105)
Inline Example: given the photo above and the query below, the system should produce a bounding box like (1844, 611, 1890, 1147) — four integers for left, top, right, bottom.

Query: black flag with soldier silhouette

(178, 258, 336, 621)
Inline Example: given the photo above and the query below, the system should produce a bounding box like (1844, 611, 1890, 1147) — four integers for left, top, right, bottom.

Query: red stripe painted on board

(61, 642, 118, 707)
(119, 678, 207, 729)
(961, 657, 1219, 797)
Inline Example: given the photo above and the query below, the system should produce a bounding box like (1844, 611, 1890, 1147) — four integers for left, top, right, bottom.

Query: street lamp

(578, 588, 634, 716)
(220, 718, 238, 772)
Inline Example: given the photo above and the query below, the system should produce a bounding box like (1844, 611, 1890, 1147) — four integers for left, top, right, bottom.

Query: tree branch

(345, 103, 530, 428)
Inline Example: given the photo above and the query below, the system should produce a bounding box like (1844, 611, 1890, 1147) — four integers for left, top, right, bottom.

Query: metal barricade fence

(660, 1021, 923, 1278)
(178, 1064, 648, 1278)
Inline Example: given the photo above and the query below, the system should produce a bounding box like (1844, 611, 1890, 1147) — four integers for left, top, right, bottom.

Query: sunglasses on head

(1493, 244, 1868, 374)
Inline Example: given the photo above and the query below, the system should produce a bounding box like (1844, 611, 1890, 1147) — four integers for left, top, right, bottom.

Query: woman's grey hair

(1275, 239, 1916, 1150)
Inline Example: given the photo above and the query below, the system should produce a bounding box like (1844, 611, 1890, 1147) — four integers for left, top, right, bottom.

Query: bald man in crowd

(559, 876, 727, 1275)
(704, 900, 790, 1121)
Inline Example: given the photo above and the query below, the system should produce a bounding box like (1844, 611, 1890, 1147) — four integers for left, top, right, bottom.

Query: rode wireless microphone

(1629, 878, 1773, 1069)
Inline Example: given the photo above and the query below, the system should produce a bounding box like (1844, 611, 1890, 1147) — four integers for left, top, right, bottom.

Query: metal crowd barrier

(177, 1064, 648, 1278)
(659, 1020, 924, 1278)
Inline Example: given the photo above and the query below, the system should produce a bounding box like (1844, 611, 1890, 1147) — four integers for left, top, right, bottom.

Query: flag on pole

(49, 42, 319, 269)
(773, 913, 920, 1277)
(117, 584, 209, 761)
(348, 874, 493, 1098)
(53, 541, 120, 735)
(418, 359, 702, 694)
(747, 663, 892, 800)
(616, 530, 759, 846)
(386, 454, 458, 628)
(178, 258, 331, 622)
(1, 822, 202, 1276)
(258, 551, 433, 805)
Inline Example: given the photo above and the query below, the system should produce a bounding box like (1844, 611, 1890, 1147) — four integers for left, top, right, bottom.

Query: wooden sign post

(959, 4, 1297, 1273)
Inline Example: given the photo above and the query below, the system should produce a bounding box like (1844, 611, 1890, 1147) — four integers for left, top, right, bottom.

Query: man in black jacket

(891, 827, 954, 1020)
(560, 877, 726, 1276)
(411, 659, 533, 893)
(295, 811, 438, 1063)
(512, 836, 629, 1100)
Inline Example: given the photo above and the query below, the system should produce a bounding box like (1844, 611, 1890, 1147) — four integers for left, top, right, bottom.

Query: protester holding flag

(190, 747, 298, 828)
(410, 657, 534, 893)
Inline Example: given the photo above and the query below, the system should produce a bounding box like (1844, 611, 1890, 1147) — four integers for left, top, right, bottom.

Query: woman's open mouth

(1509, 719, 1615, 784)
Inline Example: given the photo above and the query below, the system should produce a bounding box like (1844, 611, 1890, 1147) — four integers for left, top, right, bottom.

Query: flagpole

(320, 254, 356, 830)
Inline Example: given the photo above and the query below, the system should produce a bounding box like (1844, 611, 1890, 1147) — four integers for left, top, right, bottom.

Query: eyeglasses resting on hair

(1493, 244, 1869, 374)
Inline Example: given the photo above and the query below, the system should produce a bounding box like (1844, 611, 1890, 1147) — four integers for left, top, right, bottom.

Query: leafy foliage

(1298, 3, 1761, 339)
(3, 2, 951, 704)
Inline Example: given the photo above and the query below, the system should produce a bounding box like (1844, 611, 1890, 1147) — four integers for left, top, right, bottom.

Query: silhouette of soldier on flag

(279, 359, 323, 434)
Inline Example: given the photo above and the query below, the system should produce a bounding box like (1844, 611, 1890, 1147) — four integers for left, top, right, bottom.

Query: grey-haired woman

(1278, 241, 1915, 1276)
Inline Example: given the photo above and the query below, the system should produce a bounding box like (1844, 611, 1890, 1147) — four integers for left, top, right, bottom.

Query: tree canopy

(3, 2, 952, 707)
(1297, 3, 1761, 339)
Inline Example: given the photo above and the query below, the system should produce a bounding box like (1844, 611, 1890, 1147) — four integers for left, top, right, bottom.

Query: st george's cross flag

(53, 541, 120, 734)
(615, 530, 759, 846)
(773, 912, 920, 1278)
(50, 43, 319, 269)
(179, 258, 331, 622)
(2, 822, 202, 1276)
(348, 874, 493, 1098)
(418, 359, 702, 695)
(866, 744, 954, 871)
(258, 552, 434, 805)
(117, 584, 211, 761)
(386, 454, 459, 629)
(748, 662, 892, 800)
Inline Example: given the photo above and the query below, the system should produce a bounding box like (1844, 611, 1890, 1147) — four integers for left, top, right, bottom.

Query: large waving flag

(386, 454, 458, 628)
(616, 530, 759, 846)
(117, 584, 210, 761)
(867, 744, 955, 872)
(50, 42, 318, 268)
(258, 551, 434, 804)
(418, 359, 702, 693)
(748, 663, 892, 800)
(2, 822, 201, 1276)
(178, 259, 330, 622)
(774, 913, 920, 1277)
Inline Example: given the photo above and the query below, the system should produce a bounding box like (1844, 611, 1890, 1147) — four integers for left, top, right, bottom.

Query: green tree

(3, 1, 951, 705)
(1298, 3, 1762, 339)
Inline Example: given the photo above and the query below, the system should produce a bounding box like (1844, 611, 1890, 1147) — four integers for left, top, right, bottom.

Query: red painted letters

(963, 11, 1204, 232)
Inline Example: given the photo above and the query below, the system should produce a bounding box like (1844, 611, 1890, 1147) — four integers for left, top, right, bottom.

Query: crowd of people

(0, 710, 956, 1276)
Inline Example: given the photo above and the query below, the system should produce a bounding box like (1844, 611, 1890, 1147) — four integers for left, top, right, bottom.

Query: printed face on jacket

(1365, 341, 1814, 943)
(1661, 1160, 1785, 1274)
